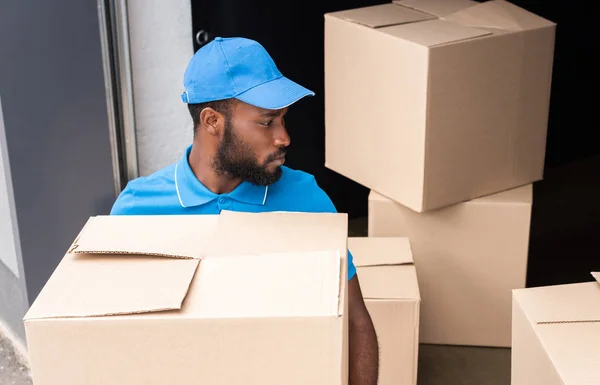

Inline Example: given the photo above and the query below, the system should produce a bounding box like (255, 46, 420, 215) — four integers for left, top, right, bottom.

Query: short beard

(211, 117, 285, 186)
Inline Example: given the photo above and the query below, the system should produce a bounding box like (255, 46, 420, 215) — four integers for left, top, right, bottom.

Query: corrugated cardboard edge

(535, 272, 600, 325)
(67, 216, 198, 259)
(27, 306, 189, 321)
(68, 246, 196, 259)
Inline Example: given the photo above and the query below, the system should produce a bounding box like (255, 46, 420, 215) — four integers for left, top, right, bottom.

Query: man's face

(211, 101, 290, 186)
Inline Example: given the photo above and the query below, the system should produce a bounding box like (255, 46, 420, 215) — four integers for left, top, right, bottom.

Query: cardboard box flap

(381, 18, 491, 47)
(442, 0, 555, 31)
(348, 237, 413, 267)
(328, 3, 435, 28)
(348, 237, 419, 300)
(188, 250, 342, 318)
(207, 210, 348, 257)
(24, 254, 199, 320)
(357, 265, 420, 300)
(69, 215, 219, 259)
(393, 0, 478, 18)
(514, 274, 600, 325)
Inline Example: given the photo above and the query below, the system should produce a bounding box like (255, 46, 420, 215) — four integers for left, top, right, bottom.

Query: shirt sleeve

(307, 177, 357, 281)
(109, 183, 136, 215)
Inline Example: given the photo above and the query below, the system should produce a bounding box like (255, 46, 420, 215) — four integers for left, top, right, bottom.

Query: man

(111, 36, 378, 384)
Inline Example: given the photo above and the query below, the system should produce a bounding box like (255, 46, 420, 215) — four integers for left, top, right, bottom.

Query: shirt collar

(174, 145, 269, 208)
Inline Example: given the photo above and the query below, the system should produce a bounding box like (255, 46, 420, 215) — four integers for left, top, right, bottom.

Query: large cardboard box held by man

(369, 185, 532, 347)
(349, 237, 420, 385)
(23, 211, 350, 385)
(325, 0, 556, 212)
(512, 273, 600, 385)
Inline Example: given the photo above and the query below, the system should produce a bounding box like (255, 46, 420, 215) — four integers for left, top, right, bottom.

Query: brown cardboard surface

(393, 0, 477, 17)
(512, 276, 600, 384)
(325, 1, 555, 212)
(473, 184, 533, 204)
(444, 0, 555, 30)
(70, 215, 219, 258)
(211, 210, 349, 317)
(381, 19, 491, 47)
(324, 12, 429, 211)
(350, 237, 413, 266)
(513, 279, 600, 324)
(369, 185, 532, 347)
(191, 251, 341, 318)
(330, 3, 434, 28)
(348, 237, 420, 385)
(24, 255, 199, 319)
(24, 211, 349, 385)
(210, 210, 348, 256)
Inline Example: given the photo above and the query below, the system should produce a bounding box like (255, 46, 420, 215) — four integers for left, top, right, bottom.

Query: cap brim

(235, 76, 315, 110)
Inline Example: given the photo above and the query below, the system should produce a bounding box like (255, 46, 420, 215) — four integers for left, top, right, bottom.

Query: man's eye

(261, 120, 273, 126)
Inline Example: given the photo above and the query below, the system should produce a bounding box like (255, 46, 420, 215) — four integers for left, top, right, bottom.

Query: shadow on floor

(418, 344, 510, 385)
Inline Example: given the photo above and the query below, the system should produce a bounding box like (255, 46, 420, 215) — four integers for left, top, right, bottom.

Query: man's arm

(348, 274, 379, 385)
(303, 174, 379, 382)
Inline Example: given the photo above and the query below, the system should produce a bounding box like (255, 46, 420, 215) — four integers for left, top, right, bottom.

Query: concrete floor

(418, 345, 510, 385)
(0, 330, 32, 385)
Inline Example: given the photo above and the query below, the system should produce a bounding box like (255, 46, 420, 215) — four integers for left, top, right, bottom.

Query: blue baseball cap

(181, 37, 315, 110)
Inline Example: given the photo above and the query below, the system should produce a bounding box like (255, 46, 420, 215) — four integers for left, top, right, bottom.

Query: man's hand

(348, 274, 379, 385)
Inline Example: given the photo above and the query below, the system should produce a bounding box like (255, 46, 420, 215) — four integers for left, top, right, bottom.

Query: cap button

(214, 37, 223, 41)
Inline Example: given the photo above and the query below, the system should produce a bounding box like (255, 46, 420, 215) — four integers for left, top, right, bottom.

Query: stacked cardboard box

(325, 0, 556, 212)
(368, 186, 532, 347)
(511, 273, 600, 384)
(348, 237, 420, 385)
(24, 211, 350, 385)
(324, 0, 559, 377)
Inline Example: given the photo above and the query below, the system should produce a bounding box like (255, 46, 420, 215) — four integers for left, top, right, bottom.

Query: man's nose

(274, 126, 291, 147)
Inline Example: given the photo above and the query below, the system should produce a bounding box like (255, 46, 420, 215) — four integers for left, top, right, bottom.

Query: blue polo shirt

(110, 145, 356, 280)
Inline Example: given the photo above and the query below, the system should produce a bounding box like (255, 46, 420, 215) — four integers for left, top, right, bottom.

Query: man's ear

(199, 107, 221, 136)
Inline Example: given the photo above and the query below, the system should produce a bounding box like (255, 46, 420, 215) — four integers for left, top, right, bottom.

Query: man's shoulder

(269, 166, 336, 213)
(277, 166, 319, 186)
(127, 164, 177, 191)
(110, 163, 178, 215)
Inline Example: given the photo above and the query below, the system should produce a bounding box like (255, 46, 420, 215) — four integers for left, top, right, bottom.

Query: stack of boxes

(322, 0, 591, 383)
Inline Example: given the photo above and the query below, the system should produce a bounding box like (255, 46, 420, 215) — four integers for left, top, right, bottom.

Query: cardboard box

(24, 211, 350, 385)
(368, 184, 532, 347)
(512, 273, 600, 385)
(349, 237, 421, 385)
(324, 0, 556, 212)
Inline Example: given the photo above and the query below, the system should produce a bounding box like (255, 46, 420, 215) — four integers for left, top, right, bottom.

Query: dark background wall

(191, 0, 390, 219)
(190, 0, 600, 287)
(0, 0, 117, 307)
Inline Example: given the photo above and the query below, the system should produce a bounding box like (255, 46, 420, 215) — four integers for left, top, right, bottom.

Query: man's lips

(271, 154, 286, 163)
